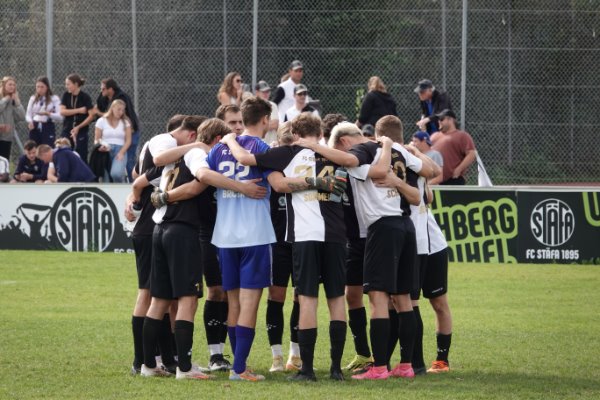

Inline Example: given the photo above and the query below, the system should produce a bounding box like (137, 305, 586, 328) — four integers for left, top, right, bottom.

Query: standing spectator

(11, 140, 45, 183)
(95, 78, 140, 182)
(0, 76, 26, 161)
(59, 74, 95, 162)
(94, 99, 132, 182)
(215, 104, 244, 135)
(430, 109, 476, 185)
(0, 155, 10, 182)
(412, 131, 443, 185)
(283, 84, 319, 122)
(37, 140, 96, 183)
(414, 79, 453, 134)
(273, 60, 305, 122)
(357, 76, 397, 128)
(255, 80, 279, 144)
(217, 72, 244, 106)
(25, 76, 63, 147)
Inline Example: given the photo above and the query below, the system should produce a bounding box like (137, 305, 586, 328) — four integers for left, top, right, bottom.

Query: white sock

(209, 344, 221, 356)
(271, 344, 283, 357)
(289, 341, 300, 357)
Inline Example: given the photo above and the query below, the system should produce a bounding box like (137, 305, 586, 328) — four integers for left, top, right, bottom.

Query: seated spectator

(11, 140, 46, 183)
(283, 84, 319, 122)
(37, 139, 95, 183)
(94, 99, 131, 182)
(0, 155, 9, 182)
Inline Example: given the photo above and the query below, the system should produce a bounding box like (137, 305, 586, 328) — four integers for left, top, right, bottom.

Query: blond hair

(328, 122, 362, 148)
(103, 99, 130, 124)
(277, 121, 294, 145)
(0, 76, 16, 97)
(367, 76, 387, 93)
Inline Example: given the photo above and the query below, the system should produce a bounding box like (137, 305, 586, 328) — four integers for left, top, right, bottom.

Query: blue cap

(413, 131, 432, 146)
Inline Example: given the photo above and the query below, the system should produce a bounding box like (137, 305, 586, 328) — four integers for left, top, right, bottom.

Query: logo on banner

(530, 199, 575, 247)
(50, 188, 120, 251)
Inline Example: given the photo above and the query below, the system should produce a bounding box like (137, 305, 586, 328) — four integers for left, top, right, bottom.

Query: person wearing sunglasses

(283, 84, 319, 123)
(217, 72, 244, 106)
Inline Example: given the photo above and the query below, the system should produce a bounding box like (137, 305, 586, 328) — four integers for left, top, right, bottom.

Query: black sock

(159, 313, 176, 366)
(204, 300, 222, 347)
(398, 311, 416, 364)
(370, 318, 390, 367)
(132, 316, 145, 369)
(348, 307, 371, 358)
(329, 320, 347, 372)
(290, 301, 300, 343)
(436, 333, 452, 363)
(142, 317, 162, 368)
(385, 310, 398, 366)
(266, 300, 284, 346)
(298, 328, 317, 374)
(218, 301, 229, 345)
(412, 306, 425, 369)
(174, 320, 194, 372)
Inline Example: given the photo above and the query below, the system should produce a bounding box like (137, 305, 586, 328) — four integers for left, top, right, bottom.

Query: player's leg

(219, 247, 241, 357)
(267, 242, 290, 372)
(131, 234, 152, 374)
(411, 255, 428, 375)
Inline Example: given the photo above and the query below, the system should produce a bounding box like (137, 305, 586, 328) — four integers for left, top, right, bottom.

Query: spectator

(37, 139, 96, 183)
(0, 76, 26, 161)
(283, 84, 319, 122)
(11, 140, 45, 183)
(412, 131, 443, 185)
(95, 78, 140, 182)
(430, 109, 476, 185)
(361, 124, 375, 138)
(215, 104, 244, 135)
(414, 79, 453, 134)
(0, 155, 9, 182)
(217, 72, 243, 106)
(59, 74, 95, 162)
(25, 76, 63, 147)
(255, 80, 279, 144)
(357, 76, 397, 128)
(273, 60, 304, 122)
(94, 99, 132, 182)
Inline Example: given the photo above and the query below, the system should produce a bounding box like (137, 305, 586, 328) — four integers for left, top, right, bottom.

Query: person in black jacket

(96, 78, 140, 182)
(415, 79, 453, 134)
(357, 76, 397, 128)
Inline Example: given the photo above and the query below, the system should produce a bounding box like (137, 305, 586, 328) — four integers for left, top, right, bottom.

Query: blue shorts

(219, 244, 272, 291)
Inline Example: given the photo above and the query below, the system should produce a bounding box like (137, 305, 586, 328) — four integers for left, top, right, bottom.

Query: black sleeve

(32, 160, 45, 181)
(61, 92, 69, 107)
(254, 146, 296, 172)
(143, 165, 163, 182)
(406, 168, 419, 189)
(83, 93, 93, 110)
(430, 91, 452, 123)
(348, 143, 376, 166)
(13, 156, 26, 177)
(272, 87, 285, 105)
(357, 93, 372, 125)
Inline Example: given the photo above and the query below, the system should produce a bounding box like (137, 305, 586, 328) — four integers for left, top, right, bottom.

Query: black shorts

(346, 238, 366, 286)
(272, 241, 294, 287)
(363, 216, 416, 295)
(200, 240, 222, 287)
(151, 223, 203, 299)
(422, 248, 449, 299)
(292, 241, 346, 299)
(132, 234, 152, 290)
(410, 254, 428, 300)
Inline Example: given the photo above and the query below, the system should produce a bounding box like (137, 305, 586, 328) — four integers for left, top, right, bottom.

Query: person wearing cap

(357, 76, 398, 128)
(412, 131, 443, 185)
(414, 79, 453, 135)
(430, 109, 476, 185)
(283, 84, 319, 123)
(273, 60, 305, 122)
(255, 80, 279, 144)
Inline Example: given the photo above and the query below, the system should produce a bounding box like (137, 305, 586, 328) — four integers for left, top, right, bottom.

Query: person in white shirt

(0, 155, 9, 182)
(283, 84, 319, 123)
(94, 99, 131, 182)
(26, 77, 63, 147)
(255, 80, 279, 144)
(273, 60, 305, 122)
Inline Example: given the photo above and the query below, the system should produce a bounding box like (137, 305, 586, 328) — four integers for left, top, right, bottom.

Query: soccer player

(221, 112, 349, 382)
(215, 104, 244, 135)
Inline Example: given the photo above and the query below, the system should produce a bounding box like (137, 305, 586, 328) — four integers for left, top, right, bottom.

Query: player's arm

(153, 142, 210, 167)
(367, 136, 392, 179)
(195, 167, 267, 199)
(219, 133, 258, 166)
(267, 171, 346, 195)
(429, 171, 443, 185)
(373, 171, 420, 205)
(453, 149, 476, 179)
(296, 139, 360, 168)
(403, 143, 440, 180)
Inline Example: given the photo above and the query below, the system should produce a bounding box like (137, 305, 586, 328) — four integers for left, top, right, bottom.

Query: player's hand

(306, 175, 347, 196)
(125, 192, 138, 221)
(376, 136, 393, 148)
(150, 187, 169, 208)
(403, 143, 417, 155)
(373, 170, 400, 188)
(220, 132, 237, 145)
(239, 178, 268, 199)
(294, 137, 316, 149)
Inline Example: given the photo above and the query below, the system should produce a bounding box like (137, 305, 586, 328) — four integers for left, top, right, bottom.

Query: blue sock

(228, 326, 237, 355)
(233, 325, 255, 374)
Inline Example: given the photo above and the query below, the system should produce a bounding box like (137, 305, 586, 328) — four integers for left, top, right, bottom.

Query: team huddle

(125, 95, 453, 382)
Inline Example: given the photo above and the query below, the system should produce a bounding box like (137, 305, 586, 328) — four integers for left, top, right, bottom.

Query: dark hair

(241, 96, 271, 127)
(321, 113, 347, 140)
(166, 114, 188, 131)
(291, 113, 321, 138)
(34, 76, 53, 105)
(215, 104, 240, 121)
(198, 118, 230, 145)
(375, 115, 404, 144)
(181, 115, 208, 132)
(66, 73, 85, 87)
(101, 78, 119, 91)
(24, 140, 37, 151)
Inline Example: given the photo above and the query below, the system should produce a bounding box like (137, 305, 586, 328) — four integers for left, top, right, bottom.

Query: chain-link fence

(1, 0, 598, 184)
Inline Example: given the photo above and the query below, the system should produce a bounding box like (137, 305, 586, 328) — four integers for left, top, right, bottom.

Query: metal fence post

(131, 0, 139, 114)
(223, 0, 228, 75)
(460, 0, 468, 131)
(507, 2, 513, 165)
(251, 0, 259, 92)
(441, 0, 447, 90)
(45, 0, 53, 83)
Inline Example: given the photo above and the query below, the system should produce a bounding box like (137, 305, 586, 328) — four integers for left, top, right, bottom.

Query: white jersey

(410, 176, 429, 255)
(427, 209, 448, 254)
(148, 133, 177, 224)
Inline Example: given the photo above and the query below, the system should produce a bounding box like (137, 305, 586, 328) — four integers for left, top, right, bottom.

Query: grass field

(1, 250, 599, 399)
